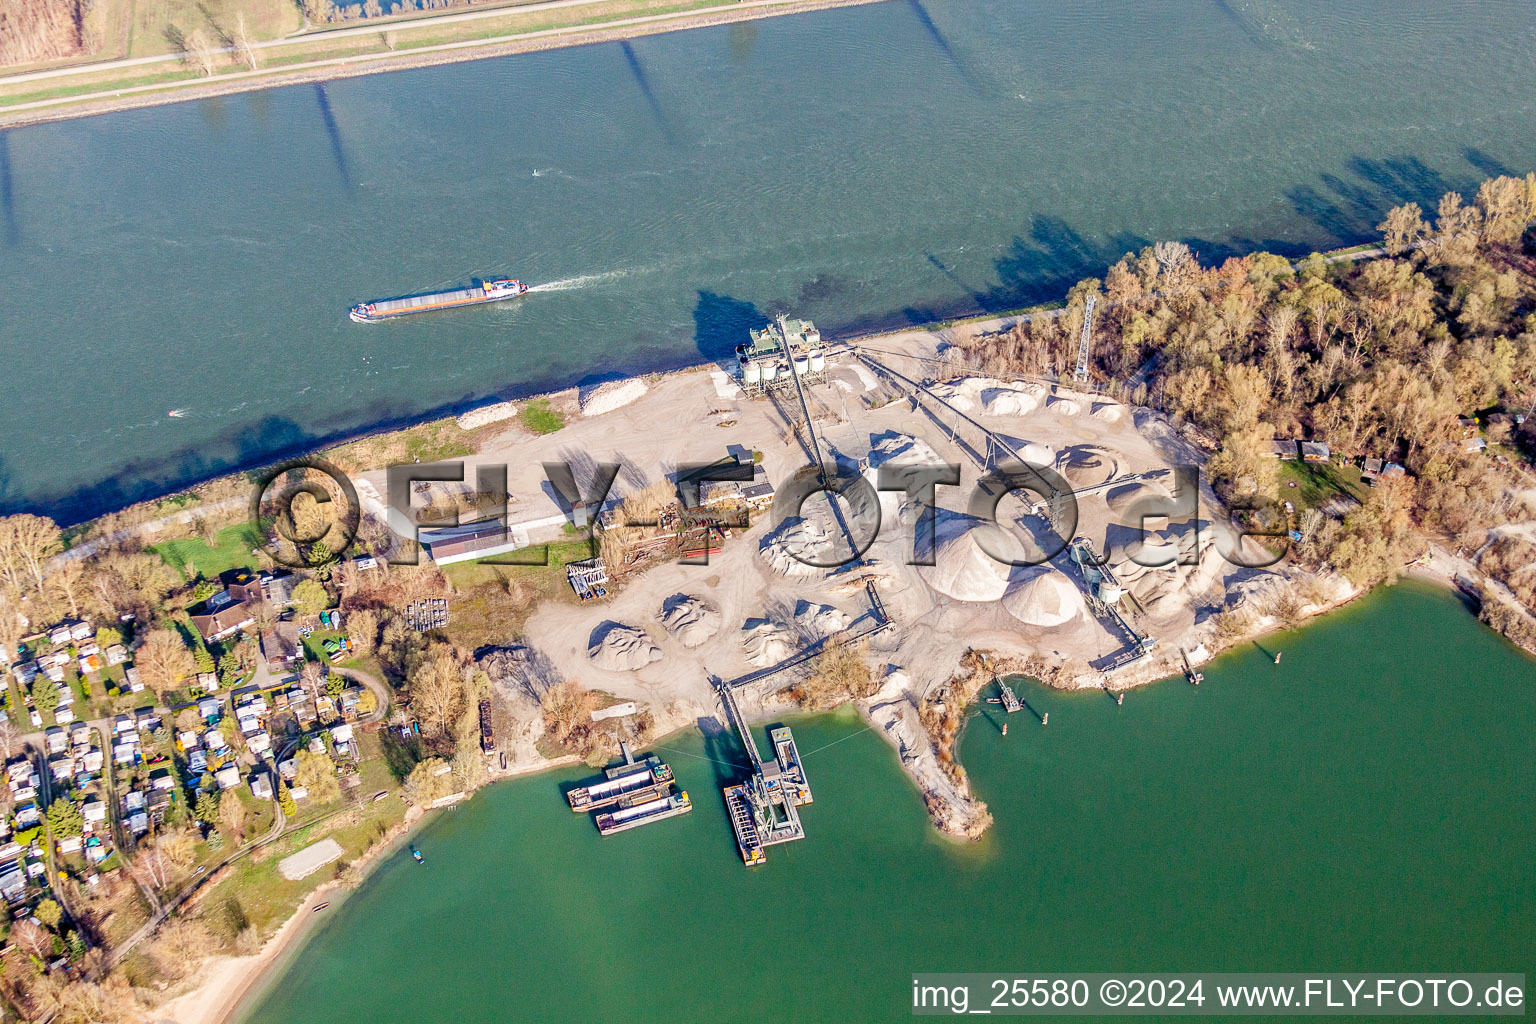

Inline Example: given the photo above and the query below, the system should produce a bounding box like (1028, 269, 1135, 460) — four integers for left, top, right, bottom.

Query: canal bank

(219, 582, 1534, 1024)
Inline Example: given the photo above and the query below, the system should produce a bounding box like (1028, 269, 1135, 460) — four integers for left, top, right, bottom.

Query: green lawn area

(302, 630, 357, 668)
(1278, 459, 1370, 510)
(518, 398, 565, 435)
(150, 522, 264, 580)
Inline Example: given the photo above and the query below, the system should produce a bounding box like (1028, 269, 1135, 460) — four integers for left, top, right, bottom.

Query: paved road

(2, 0, 860, 118)
(0, 0, 621, 86)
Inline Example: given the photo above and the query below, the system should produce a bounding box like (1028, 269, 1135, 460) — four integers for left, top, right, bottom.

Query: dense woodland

(961, 173, 1536, 611)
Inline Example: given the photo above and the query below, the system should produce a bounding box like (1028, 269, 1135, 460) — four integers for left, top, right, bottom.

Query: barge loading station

(715, 682, 814, 866)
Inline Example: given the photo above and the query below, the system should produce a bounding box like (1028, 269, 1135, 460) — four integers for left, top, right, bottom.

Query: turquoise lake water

(240, 584, 1536, 1023)
(2, 0, 1535, 519)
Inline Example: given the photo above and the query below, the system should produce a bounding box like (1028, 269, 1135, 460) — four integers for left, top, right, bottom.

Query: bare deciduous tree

(0, 513, 61, 598)
(135, 629, 196, 697)
(410, 644, 466, 736)
(0, 717, 20, 761)
(183, 28, 218, 77)
(233, 12, 259, 69)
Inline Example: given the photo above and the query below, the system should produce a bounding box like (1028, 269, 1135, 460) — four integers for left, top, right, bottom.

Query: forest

(959, 172, 1536, 636)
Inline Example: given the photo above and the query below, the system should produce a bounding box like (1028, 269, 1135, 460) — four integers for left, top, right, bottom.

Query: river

(237, 583, 1535, 1023)
(2, 0, 1536, 520)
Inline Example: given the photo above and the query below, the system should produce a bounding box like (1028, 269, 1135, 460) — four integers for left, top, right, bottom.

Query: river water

(238, 584, 1535, 1023)
(3, 0, 1536, 520)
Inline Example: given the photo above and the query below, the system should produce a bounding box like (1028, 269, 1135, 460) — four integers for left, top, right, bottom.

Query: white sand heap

(1090, 401, 1124, 422)
(741, 619, 796, 667)
(579, 378, 648, 417)
(587, 621, 662, 671)
(927, 376, 1018, 414)
(1109, 521, 1219, 618)
(868, 433, 948, 520)
(1013, 440, 1053, 466)
(759, 517, 834, 577)
(917, 511, 1027, 603)
(1106, 480, 1173, 518)
(1045, 395, 1081, 417)
(456, 401, 517, 430)
(980, 386, 1040, 416)
(1002, 567, 1087, 627)
(927, 382, 978, 412)
(867, 431, 944, 471)
(794, 601, 850, 638)
(659, 594, 722, 648)
(1130, 529, 1181, 568)
(1057, 448, 1116, 488)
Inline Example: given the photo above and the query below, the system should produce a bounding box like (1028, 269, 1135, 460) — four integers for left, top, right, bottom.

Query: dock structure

(716, 682, 813, 865)
(596, 791, 692, 835)
(567, 744, 677, 814)
(770, 726, 813, 805)
(1069, 536, 1156, 669)
(736, 316, 830, 398)
(1181, 648, 1205, 686)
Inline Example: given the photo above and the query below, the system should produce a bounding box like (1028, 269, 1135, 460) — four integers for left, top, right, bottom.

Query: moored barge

(567, 754, 675, 812)
(595, 791, 692, 835)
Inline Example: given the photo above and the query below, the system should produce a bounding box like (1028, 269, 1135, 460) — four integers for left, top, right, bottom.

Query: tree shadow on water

(1288, 154, 1469, 243)
(905, 0, 984, 95)
(313, 84, 353, 192)
(618, 40, 676, 147)
(0, 133, 17, 248)
(1463, 147, 1515, 181)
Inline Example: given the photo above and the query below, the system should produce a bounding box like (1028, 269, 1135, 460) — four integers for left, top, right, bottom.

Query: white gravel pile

(1106, 481, 1174, 519)
(587, 621, 663, 671)
(579, 378, 648, 417)
(1045, 396, 1081, 417)
(1090, 401, 1124, 422)
(457, 401, 517, 430)
(741, 619, 796, 667)
(867, 431, 944, 471)
(659, 594, 722, 648)
(759, 517, 834, 576)
(1003, 568, 1086, 627)
(980, 386, 1041, 416)
(794, 601, 851, 638)
(918, 512, 1024, 603)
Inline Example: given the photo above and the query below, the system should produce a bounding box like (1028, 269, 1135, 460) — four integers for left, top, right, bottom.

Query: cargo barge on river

(349, 278, 527, 322)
